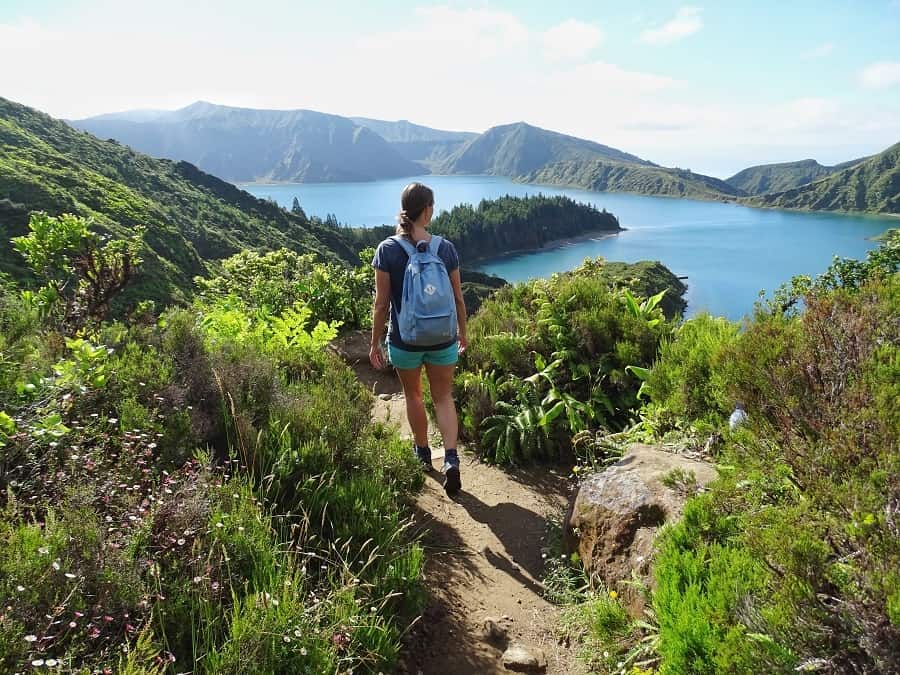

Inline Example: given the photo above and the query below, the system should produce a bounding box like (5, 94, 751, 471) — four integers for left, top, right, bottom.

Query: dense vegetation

(725, 157, 868, 195)
(455, 257, 686, 465)
(0, 97, 356, 309)
(524, 159, 745, 200)
(0, 213, 424, 673)
(343, 194, 622, 263)
(747, 142, 900, 214)
(549, 233, 899, 673)
(5, 93, 898, 673)
(71, 102, 421, 183)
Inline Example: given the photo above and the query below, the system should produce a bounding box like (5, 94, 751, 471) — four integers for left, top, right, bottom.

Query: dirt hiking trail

(335, 333, 586, 674)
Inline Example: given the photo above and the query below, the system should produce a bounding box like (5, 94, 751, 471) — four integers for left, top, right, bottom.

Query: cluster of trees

(340, 194, 621, 263)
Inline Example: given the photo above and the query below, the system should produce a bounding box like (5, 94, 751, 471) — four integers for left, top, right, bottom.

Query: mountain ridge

(726, 156, 871, 195)
(438, 121, 655, 176)
(523, 157, 746, 200)
(744, 141, 900, 214)
(70, 101, 898, 212)
(70, 102, 422, 183)
(350, 117, 476, 172)
(0, 96, 356, 305)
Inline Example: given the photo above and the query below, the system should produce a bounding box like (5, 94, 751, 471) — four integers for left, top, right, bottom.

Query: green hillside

(523, 158, 746, 200)
(726, 157, 870, 195)
(438, 122, 653, 176)
(746, 141, 900, 214)
(0, 97, 356, 305)
(70, 102, 421, 183)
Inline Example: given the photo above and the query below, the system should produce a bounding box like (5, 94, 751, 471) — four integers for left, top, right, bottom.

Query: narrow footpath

(336, 333, 586, 674)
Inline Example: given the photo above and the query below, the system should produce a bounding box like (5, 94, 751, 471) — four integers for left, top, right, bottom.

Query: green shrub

(642, 313, 740, 434)
(653, 519, 788, 674)
(460, 259, 678, 462)
(194, 247, 373, 330)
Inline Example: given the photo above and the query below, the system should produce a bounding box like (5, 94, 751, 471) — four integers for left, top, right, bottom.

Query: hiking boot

(442, 454, 461, 495)
(414, 445, 432, 470)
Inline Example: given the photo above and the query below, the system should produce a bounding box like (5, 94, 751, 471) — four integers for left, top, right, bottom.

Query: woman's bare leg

(395, 366, 428, 448)
(424, 362, 458, 451)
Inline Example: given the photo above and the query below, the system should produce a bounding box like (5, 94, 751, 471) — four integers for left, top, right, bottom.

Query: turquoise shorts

(388, 342, 459, 369)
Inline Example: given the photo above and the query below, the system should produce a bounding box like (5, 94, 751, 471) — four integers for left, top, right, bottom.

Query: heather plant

(639, 313, 740, 437)
(643, 276, 899, 673)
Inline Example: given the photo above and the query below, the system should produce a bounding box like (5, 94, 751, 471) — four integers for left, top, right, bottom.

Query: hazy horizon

(3, 0, 900, 177)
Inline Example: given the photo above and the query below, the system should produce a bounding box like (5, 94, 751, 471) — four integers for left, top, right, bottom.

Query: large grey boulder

(565, 444, 717, 613)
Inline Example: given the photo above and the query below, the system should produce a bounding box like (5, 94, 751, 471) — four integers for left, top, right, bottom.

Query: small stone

(378, 393, 392, 401)
(501, 642, 547, 672)
(481, 617, 508, 642)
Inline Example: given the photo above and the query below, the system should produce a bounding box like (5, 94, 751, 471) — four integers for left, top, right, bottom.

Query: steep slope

(351, 117, 477, 172)
(726, 157, 870, 195)
(746, 142, 900, 214)
(523, 158, 746, 200)
(70, 102, 422, 183)
(0, 97, 356, 305)
(438, 122, 653, 176)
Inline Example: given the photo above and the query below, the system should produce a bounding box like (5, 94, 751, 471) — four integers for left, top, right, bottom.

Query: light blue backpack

(391, 235, 458, 347)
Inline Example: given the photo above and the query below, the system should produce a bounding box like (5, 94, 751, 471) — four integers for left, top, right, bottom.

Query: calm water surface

(243, 175, 894, 320)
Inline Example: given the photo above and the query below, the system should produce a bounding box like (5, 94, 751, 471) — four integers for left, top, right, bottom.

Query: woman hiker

(368, 182, 468, 495)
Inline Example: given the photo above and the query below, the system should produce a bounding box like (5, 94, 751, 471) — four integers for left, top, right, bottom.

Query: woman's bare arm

(449, 269, 468, 352)
(369, 269, 391, 368)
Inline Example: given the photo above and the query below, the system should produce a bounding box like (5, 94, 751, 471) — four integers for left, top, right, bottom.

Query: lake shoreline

(467, 228, 624, 266)
(240, 175, 898, 222)
(244, 175, 891, 320)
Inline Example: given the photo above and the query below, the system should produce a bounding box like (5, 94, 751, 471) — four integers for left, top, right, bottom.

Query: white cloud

(640, 6, 703, 46)
(804, 42, 834, 58)
(564, 61, 680, 93)
(859, 61, 900, 89)
(1, 5, 898, 179)
(358, 6, 530, 63)
(541, 19, 603, 63)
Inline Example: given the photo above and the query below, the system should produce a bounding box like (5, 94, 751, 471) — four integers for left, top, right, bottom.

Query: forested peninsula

(341, 194, 622, 263)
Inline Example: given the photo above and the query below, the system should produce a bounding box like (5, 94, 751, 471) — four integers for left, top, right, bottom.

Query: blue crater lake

(242, 175, 894, 321)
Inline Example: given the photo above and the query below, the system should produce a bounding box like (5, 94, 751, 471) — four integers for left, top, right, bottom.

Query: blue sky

(2, 0, 899, 176)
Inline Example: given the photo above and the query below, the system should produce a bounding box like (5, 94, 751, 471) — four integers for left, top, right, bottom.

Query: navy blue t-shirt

(372, 235, 460, 351)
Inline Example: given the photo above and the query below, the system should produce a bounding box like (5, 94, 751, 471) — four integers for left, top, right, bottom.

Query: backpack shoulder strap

(427, 235, 444, 257)
(391, 235, 417, 258)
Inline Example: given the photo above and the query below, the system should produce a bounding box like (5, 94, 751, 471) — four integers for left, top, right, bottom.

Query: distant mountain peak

(439, 120, 653, 176)
(69, 103, 422, 183)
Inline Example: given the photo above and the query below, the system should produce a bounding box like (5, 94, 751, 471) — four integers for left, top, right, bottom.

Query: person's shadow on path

(425, 472, 550, 596)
